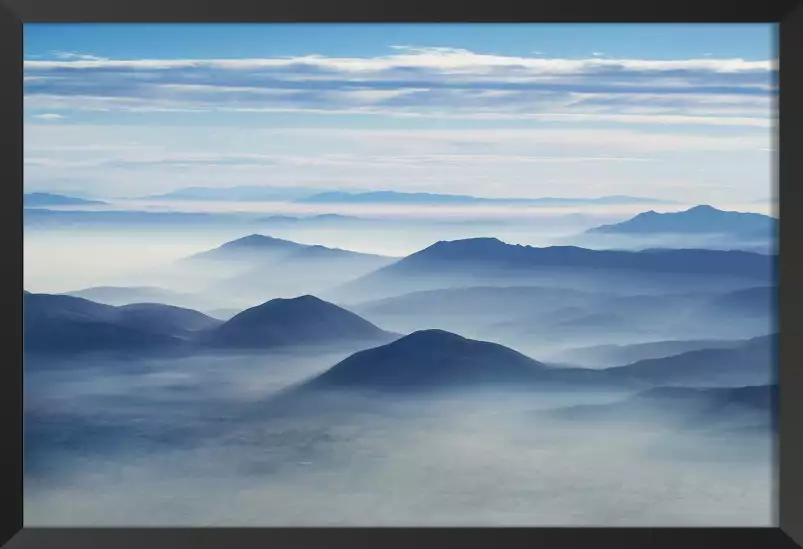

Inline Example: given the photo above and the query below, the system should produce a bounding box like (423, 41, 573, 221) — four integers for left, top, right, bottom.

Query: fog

(23, 204, 777, 527)
(24, 351, 775, 527)
(22, 214, 605, 297)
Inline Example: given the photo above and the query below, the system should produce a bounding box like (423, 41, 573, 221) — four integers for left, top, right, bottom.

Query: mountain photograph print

(23, 22, 778, 526)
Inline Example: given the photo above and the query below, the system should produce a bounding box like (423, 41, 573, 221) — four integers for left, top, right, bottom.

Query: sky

(23, 23, 777, 204)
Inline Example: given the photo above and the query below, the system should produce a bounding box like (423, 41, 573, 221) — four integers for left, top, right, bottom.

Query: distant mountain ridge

(145, 185, 323, 202)
(587, 205, 776, 237)
(602, 334, 776, 387)
(24, 193, 106, 207)
(550, 338, 747, 368)
(189, 234, 388, 263)
(296, 190, 676, 206)
(183, 235, 396, 305)
(348, 238, 774, 287)
(24, 208, 242, 228)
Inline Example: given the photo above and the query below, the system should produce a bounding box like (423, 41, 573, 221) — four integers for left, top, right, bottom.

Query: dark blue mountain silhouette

(24, 293, 220, 355)
(292, 330, 637, 394)
(586, 205, 776, 237)
(603, 334, 776, 387)
(24, 192, 106, 207)
(356, 237, 774, 281)
(300, 329, 554, 392)
(114, 303, 222, 333)
(202, 295, 394, 350)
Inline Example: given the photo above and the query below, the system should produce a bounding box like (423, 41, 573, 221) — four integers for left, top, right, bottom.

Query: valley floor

(23, 352, 776, 527)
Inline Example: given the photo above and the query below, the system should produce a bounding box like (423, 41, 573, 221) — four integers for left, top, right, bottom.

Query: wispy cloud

(31, 113, 65, 120)
(51, 52, 105, 61)
(23, 47, 775, 126)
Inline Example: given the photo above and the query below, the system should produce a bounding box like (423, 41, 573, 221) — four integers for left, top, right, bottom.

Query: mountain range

(291, 329, 774, 395)
(586, 205, 776, 237)
(24, 193, 106, 207)
(26, 289, 774, 393)
(24, 208, 247, 228)
(25, 292, 395, 357)
(145, 185, 323, 202)
(183, 234, 395, 303)
(23, 293, 220, 355)
(367, 237, 773, 278)
(188, 234, 389, 264)
(335, 237, 775, 301)
(600, 334, 775, 388)
(295, 190, 676, 206)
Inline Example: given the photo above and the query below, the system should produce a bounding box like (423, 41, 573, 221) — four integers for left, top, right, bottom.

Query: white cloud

(52, 52, 106, 61)
(22, 48, 775, 124)
(21, 122, 771, 205)
(24, 48, 774, 72)
(31, 113, 64, 120)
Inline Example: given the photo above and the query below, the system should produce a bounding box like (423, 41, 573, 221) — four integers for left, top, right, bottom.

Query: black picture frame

(3, 1, 802, 547)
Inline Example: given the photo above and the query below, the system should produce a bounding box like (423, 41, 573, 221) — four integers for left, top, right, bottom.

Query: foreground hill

(201, 295, 396, 351)
(298, 329, 559, 392)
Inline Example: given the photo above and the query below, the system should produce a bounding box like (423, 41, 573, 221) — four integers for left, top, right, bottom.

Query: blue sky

(23, 23, 776, 205)
(25, 23, 775, 61)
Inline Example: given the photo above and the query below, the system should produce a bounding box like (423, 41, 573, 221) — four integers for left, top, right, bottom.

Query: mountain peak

(425, 237, 507, 252)
(224, 234, 289, 247)
(586, 203, 775, 237)
(303, 329, 549, 392)
(395, 329, 468, 345)
(686, 204, 720, 213)
(267, 294, 324, 305)
(204, 294, 390, 350)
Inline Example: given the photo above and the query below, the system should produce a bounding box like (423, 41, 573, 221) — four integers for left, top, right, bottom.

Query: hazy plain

(24, 351, 775, 527)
